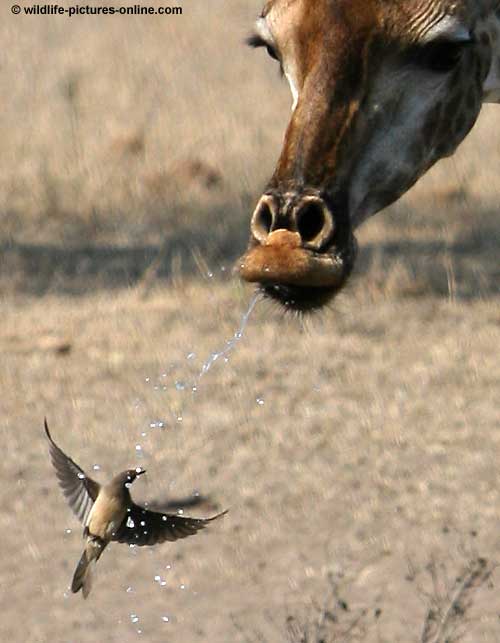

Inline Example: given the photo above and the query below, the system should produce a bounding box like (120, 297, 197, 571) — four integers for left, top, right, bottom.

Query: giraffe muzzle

(239, 194, 344, 289)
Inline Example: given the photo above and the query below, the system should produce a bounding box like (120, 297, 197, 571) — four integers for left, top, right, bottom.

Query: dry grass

(1, 1, 499, 300)
(2, 287, 500, 642)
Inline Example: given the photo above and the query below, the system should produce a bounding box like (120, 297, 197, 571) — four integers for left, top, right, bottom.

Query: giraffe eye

(420, 39, 473, 73)
(247, 34, 280, 63)
(265, 44, 279, 62)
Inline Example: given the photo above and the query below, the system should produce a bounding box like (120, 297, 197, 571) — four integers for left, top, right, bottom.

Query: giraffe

(238, 0, 500, 311)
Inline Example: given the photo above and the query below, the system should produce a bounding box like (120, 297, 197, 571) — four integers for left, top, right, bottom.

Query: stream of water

(198, 291, 261, 378)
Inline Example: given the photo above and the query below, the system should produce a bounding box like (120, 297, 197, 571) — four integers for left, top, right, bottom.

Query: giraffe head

(239, 0, 498, 311)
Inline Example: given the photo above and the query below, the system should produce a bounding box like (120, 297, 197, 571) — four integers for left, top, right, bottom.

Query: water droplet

(256, 397, 265, 406)
(140, 432, 146, 437)
(130, 614, 139, 623)
(92, 464, 100, 471)
(135, 444, 142, 452)
(150, 419, 166, 429)
(154, 575, 161, 582)
(198, 293, 260, 378)
(145, 378, 150, 383)
(64, 528, 72, 535)
(180, 584, 186, 590)
(162, 616, 170, 623)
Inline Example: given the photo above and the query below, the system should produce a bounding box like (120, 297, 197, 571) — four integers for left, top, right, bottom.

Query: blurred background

(2, 0, 499, 297)
(1, 2, 499, 642)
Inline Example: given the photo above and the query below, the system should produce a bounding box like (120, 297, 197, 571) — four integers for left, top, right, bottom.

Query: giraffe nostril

(250, 197, 276, 244)
(295, 198, 334, 249)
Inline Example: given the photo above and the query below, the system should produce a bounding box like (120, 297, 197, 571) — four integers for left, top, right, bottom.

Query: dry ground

(2, 285, 500, 643)
(1, 1, 500, 642)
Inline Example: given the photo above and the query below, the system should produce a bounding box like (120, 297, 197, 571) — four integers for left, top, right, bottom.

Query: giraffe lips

(238, 229, 346, 288)
(238, 246, 345, 288)
(238, 229, 356, 312)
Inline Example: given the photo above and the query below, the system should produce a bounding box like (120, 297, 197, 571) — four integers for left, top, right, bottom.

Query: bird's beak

(136, 468, 146, 476)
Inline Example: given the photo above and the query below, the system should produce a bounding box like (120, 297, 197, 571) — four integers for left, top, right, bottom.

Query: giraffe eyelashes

(247, 34, 281, 63)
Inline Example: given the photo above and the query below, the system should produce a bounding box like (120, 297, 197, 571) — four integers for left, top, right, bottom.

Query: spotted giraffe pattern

(478, 2, 500, 101)
(239, 0, 500, 311)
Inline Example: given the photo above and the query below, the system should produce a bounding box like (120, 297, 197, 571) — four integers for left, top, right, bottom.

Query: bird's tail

(71, 537, 105, 599)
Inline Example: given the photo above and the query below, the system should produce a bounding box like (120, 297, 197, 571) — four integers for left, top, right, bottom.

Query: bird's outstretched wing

(112, 504, 227, 546)
(44, 419, 100, 524)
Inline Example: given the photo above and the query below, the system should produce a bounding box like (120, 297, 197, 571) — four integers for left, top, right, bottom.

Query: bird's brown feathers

(44, 419, 228, 597)
(112, 506, 228, 546)
(44, 419, 100, 524)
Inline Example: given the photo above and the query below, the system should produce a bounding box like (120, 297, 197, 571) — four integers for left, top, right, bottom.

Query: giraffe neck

(477, 1, 500, 101)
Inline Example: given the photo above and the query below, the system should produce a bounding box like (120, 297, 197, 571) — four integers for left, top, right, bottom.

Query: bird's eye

(418, 39, 473, 73)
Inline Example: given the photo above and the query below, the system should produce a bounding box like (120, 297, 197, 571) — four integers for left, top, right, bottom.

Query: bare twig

(420, 557, 496, 643)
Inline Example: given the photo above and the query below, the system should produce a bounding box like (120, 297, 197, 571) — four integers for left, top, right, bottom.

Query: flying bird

(44, 419, 227, 598)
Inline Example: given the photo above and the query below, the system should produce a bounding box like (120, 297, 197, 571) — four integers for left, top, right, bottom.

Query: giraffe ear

(483, 60, 500, 103)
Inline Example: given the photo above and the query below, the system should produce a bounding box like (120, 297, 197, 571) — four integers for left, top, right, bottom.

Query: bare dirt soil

(2, 285, 500, 642)
(1, 1, 499, 642)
